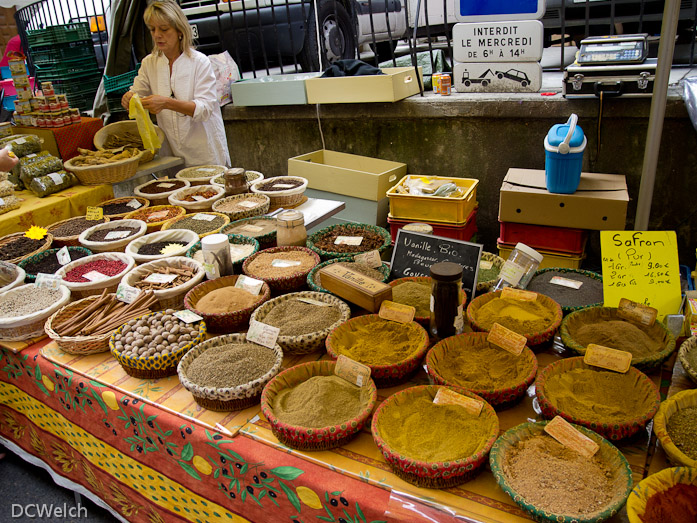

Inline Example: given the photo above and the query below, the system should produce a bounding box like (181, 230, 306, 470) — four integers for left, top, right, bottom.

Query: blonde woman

(122, 0, 230, 167)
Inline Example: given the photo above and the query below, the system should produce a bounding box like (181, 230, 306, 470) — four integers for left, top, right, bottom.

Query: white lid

(201, 233, 229, 250)
(544, 135, 587, 154)
(514, 242, 544, 263)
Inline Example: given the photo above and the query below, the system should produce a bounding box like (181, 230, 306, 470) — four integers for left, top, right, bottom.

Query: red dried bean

(63, 260, 128, 283)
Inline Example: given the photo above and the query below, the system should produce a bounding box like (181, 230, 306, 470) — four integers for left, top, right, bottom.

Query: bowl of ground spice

(168, 184, 226, 212)
(0, 283, 71, 341)
(19, 246, 92, 281)
(56, 252, 136, 300)
(307, 256, 390, 294)
(250, 176, 308, 207)
(261, 360, 377, 451)
(212, 193, 271, 221)
(78, 219, 148, 253)
(178, 332, 284, 411)
(535, 357, 661, 440)
(371, 384, 498, 488)
(389, 277, 431, 327)
(135, 179, 190, 206)
(677, 336, 697, 386)
(250, 291, 351, 354)
(476, 251, 504, 293)
(221, 216, 277, 249)
(95, 196, 150, 220)
(626, 466, 697, 523)
(426, 332, 537, 409)
(560, 307, 676, 372)
(184, 275, 271, 333)
(161, 211, 230, 239)
(527, 268, 604, 314)
(48, 215, 111, 247)
(0, 231, 53, 265)
(124, 205, 187, 234)
(306, 223, 392, 260)
(126, 229, 200, 264)
(325, 314, 429, 388)
(175, 164, 227, 186)
(0, 261, 25, 294)
(467, 290, 562, 348)
(242, 246, 320, 293)
(652, 389, 697, 468)
(187, 234, 259, 273)
(489, 421, 633, 523)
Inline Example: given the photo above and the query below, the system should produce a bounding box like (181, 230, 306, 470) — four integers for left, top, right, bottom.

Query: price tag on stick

(379, 300, 416, 323)
(502, 288, 537, 301)
(56, 246, 71, 265)
(487, 323, 526, 355)
(584, 344, 632, 373)
(86, 206, 103, 220)
(544, 416, 599, 458)
(354, 250, 383, 269)
(36, 273, 63, 290)
(116, 283, 140, 304)
(246, 320, 280, 349)
(433, 388, 483, 415)
(617, 298, 657, 327)
(335, 355, 371, 387)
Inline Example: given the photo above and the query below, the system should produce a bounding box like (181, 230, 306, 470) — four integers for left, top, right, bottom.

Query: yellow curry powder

(331, 318, 424, 366)
(377, 390, 495, 462)
(475, 297, 555, 334)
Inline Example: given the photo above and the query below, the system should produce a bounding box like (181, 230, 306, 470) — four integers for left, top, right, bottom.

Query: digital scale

(576, 34, 649, 65)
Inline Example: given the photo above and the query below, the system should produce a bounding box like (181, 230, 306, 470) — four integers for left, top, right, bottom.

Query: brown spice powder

(246, 251, 316, 278)
(196, 286, 259, 314)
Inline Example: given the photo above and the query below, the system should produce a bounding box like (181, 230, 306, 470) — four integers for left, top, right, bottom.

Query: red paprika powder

(640, 483, 697, 523)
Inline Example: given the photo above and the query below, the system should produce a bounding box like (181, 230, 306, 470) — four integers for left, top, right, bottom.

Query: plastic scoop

(557, 113, 578, 155)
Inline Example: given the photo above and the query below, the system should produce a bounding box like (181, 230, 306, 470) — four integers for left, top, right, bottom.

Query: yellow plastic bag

(129, 93, 162, 154)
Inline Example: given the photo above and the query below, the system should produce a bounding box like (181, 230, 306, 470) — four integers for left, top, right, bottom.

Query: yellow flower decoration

(24, 225, 47, 240)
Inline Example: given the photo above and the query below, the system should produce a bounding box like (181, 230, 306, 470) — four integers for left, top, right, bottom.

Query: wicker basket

(178, 333, 283, 411)
(626, 467, 697, 523)
(221, 216, 277, 249)
(560, 306, 676, 372)
(250, 291, 351, 354)
(476, 251, 504, 293)
(535, 356, 661, 441)
(184, 275, 271, 334)
(677, 336, 697, 386)
(123, 205, 186, 234)
(186, 234, 259, 273)
(261, 360, 377, 450)
(78, 219, 147, 253)
(211, 170, 263, 189)
(47, 216, 111, 246)
(325, 314, 429, 388)
(175, 165, 227, 186)
(0, 261, 25, 293)
(242, 246, 319, 294)
(161, 211, 230, 239)
(211, 193, 270, 221)
(126, 229, 200, 264)
(55, 252, 136, 300)
(45, 294, 115, 355)
(94, 120, 165, 164)
(306, 223, 392, 261)
(307, 256, 390, 294)
(489, 421, 633, 523)
(426, 332, 537, 409)
(19, 247, 93, 282)
(250, 176, 308, 207)
(64, 154, 140, 185)
(0, 284, 71, 341)
(528, 268, 604, 314)
(653, 389, 697, 468)
(0, 232, 53, 265)
(97, 197, 150, 220)
(389, 277, 431, 328)
(134, 179, 190, 207)
(372, 385, 498, 488)
(168, 184, 226, 212)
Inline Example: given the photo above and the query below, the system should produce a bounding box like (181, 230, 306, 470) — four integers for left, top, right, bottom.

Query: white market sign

(453, 21, 543, 63)
(453, 62, 542, 93)
(456, 0, 546, 23)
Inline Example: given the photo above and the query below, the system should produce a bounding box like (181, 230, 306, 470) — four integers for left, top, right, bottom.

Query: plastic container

(544, 114, 587, 194)
(430, 262, 465, 339)
(497, 240, 585, 270)
(499, 221, 587, 254)
(276, 210, 307, 247)
(387, 175, 478, 223)
(200, 233, 233, 279)
(387, 207, 478, 242)
(492, 242, 543, 291)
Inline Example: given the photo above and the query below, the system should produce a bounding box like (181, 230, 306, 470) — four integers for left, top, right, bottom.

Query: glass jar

(224, 167, 248, 197)
(429, 261, 465, 339)
(276, 210, 306, 246)
(492, 242, 543, 291)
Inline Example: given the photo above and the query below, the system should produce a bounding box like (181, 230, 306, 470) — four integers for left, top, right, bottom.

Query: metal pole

(634, 0, 680, 230)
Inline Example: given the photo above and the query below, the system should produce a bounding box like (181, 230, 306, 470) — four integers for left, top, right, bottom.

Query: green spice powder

(392, 281, 431, 317)
(187, 343, 276, 389)
(666, 406, 697, 460)
(262, 299, 341, 336)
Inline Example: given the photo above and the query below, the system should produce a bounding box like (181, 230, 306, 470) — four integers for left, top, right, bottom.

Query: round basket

(626, 466, 697, 523)
(121, 256, 206, 311)
(19, 247, 93, 282)
(371, 384, 498, 488)
(0, 284, 71, 341)
(307, 257, 390, 294)
(677, 336, 697, 386)
(109, 311, 207, 379)
(221, 216, 277, 249)
(123, 205, 187, 234)
(560, 306, 676, 372)
(476, 251, 504, 293)
(0, 231, 53, 265)
(653, 389, 697, 468)
(161, 211, 230, 239)
(186, 234, 259, 273)
(0, 261, 25, 293)
(527, 268, 604, 314)
(250, 176, 308, 207)
(250, 291, 351, 354)
(426, 332, 537, 409)
(168, 184, 226, 212)
(325, 314, 429, 388)
(134, 179, 191, 207)
(184, 275, 271, 334)
(467, 290, 563, 348)
(125, 229, 200, 264)
(211, 193, 270, 221)
(178, 333, 283, 411)
(78, 219, 147, 253)
(64, 153, 140, 185)
(45, 294, 117, 355)
(306, 223, 392, 260)
(535, 356, 661, 440)
(96, 197, 150, 220)
(261, 360, 377, 451)
(94, 120, 165, 164)
(489, 421, 633, 523)
(242, 246, 319, 294)
(47, 215, 111, 246)
(388, 277, 431, 328)
(175, 165, 227, 186)
(56, 252, 136, 300)
(211, 170, 263, 189)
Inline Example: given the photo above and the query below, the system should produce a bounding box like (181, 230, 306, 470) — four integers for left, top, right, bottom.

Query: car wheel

(521, 80, 528, 87)
(496, 73, 503, 79)
(464, 80, 471, 86)
(481, 80, 489, 87)
(298, 0, 356, 72)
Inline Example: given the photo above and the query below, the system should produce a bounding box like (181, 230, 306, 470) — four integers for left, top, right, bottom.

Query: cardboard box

(231, 72, 321, 107)
(499, 168, 629, 230)
(288, 149, 406, 201)
(305, 67, 423, 104)
(306, 188, 389, 227)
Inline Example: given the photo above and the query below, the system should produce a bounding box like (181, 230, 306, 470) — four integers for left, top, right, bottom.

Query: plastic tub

(544, 114, 587, 194)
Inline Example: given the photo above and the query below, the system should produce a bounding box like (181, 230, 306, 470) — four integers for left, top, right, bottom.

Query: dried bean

(0, 286, 62, 318)
(0, 236, 45, 261)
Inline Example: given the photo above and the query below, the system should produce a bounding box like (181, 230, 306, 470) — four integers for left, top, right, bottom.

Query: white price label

(240, 224, 264, 233)
(246, 320, 280, 349)
(47, 172, 64, 185)
(550, 276, 583, 289)
(334, 236, 363, 246)
(193, 213, 216, 221)
(148, 211, 169, 221)
(157, 182, 175, 188)
(104, 230, 131, 240)
(14, 137, 26, 145)
(238, 200, 259, 208)
(143, 273, 178, 284)
(191, 195, 207, 202)
(198, 167, 217, 173)
(35, 273, 62, 290)
(479, 260, 493, 270)
(235, 275, 264, 295)
(174, 310, 203, 323)
(126, 199, 142, 209)
(116, 283, 140, 304)
(56, 246, 71, 265)
(82, 271, 109, 282)
(271, 259, 301, 268)
(272, 183, 295, 189)
(296, 297, 329, 307)
(354, 250, 382, 268)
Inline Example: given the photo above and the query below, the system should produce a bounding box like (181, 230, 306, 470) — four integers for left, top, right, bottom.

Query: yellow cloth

(128, 93, 162, 154)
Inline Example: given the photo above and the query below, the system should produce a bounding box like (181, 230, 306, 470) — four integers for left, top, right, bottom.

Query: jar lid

(403, 223, 433, 235)
(513, 242, 544, 263)
(225, 167, 246, 177)
(430, 261, 463, 281)
(276, 210, 304, 227)
(201, 233, 229, 249)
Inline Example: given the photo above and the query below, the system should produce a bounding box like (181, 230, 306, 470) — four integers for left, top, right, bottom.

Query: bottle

(492, 242, 543, 291)
(276, 210, 307, 246)
(200, 233, 233, 279)
(430, 261, 465, 339)
(224, 167, 248, 197)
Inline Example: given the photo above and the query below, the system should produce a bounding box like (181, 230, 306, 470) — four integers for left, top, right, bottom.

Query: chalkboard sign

(389, 230, 483, 301)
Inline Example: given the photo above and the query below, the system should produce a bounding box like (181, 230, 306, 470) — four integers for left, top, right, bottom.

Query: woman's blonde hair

(144, 0, 194, 55)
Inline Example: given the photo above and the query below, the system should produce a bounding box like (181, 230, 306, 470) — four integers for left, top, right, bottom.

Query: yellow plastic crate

(497, 241, 585, 270)
(386, 175, 478, 224)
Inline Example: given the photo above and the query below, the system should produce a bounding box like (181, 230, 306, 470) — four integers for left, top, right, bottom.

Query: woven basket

(126, 229, 200, 264)
(426, 332, 537, 409)
(250, 291, 351, 354)
(306, 223, 392, 261)
(64, 154, 140, 185)
(168, 184, 226, 212)
(0, 232, 53, 265)
(653, 389, 697, 468)
(97, 197, 150, 220)
(626, 466, 697, 523)
(560, 306, 676, 372)
(476, 251, 504, 293)
(184, 275, 271, 334)
(307, 256, 390, 294)
(250, 176, 308, 207)
(528, 268, 604, 314)
(211, 170, 263, 189)
(0, 284, 71, 341)
(178, 333, 283, 411)
(535, 356, 661, 441)
(211, 193, 270, 221)
(56, 252, 136, 300)
(19, 247, 93, 282)
(221, 216, 277, 249)
(78, 219, 147, 253)
(677, 336, 697, 386)
(134, 179, 190, 207)
(489, 421, 633, 523)
(47, 216, 111, 246)
(175, 165, 227, 186)
(123, 205, 186, 234)
(372, 385, 498, 488)
(467, 290, 563, 348)
(0, 261, 25, 293)
(45, 294, 115, 355)
(94, 120, 165, 164)
(261, 360, 377, 450)
(389, 277, 431, 328)
(186, 234, 259, 273)
(242, 246, 319, 294)
(161, 211, 230, 239)
(325, 314, 429, 388)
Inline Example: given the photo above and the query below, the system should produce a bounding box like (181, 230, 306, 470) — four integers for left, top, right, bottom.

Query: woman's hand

(121, 91, 134, 110)
(0, 147, 19, 172)
(141, 95, 171, 114)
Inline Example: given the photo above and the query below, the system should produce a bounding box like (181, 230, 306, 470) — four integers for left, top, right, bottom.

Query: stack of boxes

(103, 65, 141, 114)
